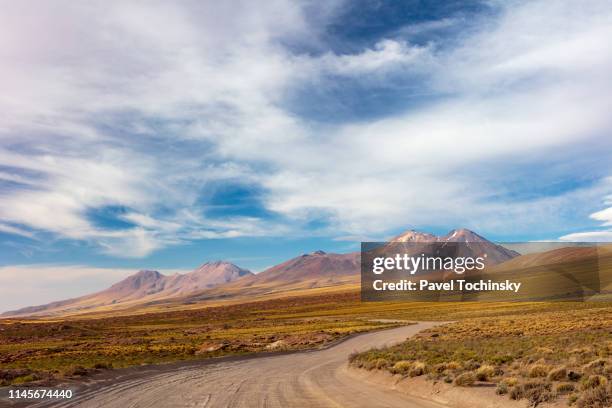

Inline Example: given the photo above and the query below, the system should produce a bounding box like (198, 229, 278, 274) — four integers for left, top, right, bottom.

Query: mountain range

(2, 228, 517, 318)
(2, 261, 252, 317)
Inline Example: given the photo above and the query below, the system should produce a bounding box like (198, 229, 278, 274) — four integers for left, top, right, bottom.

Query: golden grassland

(3, 287, 612, 394)
(351, 302, 612, 407)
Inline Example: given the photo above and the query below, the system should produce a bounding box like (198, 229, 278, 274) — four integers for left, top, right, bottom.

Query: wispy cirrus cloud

(0, 0, 611, 259)
(560, 190, 612, 241)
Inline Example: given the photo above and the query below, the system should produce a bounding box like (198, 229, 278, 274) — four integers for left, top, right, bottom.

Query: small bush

(445, 361, 462, 370)
(527, 385, 555, 407)
(454, 372, 476, 386)
(391, 360, 412, 375)
(409, 361, 426, 377)
(510, 384, 525, 400)
(576, 385, 612, 408)
(509, 380, 554, 406)
(476, 364, 495, 381)
(504, 377, 519, 387)
(581, 375, 608, 390)
(528, 364, 550, 378)
(496, 382, 508, 395)
(547, 366, 567, 381)
(555, 382, 575, 394)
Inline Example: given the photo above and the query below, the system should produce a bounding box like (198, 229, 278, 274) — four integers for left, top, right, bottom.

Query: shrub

(391, 360, 412, 375)
(581, 375, 608, 390)
(374, 358, 388, 370)
(528, 364, 549, 378)
(445, 361, 461, 370)
(476, 364, 495, 381)
(547, 366, 567, 381)
(526, 384, 555, 407)
(509, 385, 522, 400)
(504, 377, 519, 387)
(576, 385, 612, 408)
(409, 361, 426, 377)
(454, 372, 476, 386)
(555, 382, 575, 394)
(496, 382, 508, 395)
(509, 380, 554, 406)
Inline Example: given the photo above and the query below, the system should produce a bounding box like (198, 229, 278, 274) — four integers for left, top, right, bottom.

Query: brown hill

(2, 228, 518, 317)
(184, 251, 360, 302)
(491, 245, 601, 270)
(2, 262, 252, 317)
(183, 229, 517, 303)
(477, 244, 612, 301)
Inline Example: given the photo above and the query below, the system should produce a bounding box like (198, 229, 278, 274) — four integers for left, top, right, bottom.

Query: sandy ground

(4, 322, 451, 408)
(348, 370, 539, 408)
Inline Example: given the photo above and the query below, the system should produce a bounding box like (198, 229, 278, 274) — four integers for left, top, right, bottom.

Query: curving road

(29, 322, 445, 408)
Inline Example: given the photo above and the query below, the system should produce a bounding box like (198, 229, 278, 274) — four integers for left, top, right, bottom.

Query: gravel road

(19, 322, 446, 408)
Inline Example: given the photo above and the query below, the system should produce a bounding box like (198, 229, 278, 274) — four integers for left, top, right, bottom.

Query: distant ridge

(2, 228, 519, 317)
(1, 262, 252, 317)
(183, 250, 360, 302)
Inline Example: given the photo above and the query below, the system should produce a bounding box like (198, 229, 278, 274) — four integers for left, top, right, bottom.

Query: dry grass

(350, 303, 612, 406)
(5, 289, 597, 387)
(454, 372, 476, 386)
(576, 384, 612, 408)
(0, 292, 393, 386)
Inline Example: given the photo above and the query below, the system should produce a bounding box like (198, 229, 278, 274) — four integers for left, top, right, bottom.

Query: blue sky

(1, 0, 612, 310)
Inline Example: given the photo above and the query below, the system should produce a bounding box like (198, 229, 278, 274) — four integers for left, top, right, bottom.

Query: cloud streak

(0, 0, 611, 257)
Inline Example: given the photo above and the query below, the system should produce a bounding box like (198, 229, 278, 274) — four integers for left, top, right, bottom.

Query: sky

(1, 0, 612, 311)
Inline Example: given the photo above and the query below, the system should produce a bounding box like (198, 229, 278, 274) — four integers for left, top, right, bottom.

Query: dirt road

(27, 322, 446, 408)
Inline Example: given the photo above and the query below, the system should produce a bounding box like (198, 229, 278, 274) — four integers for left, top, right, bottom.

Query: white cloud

(591, 204, 612, 227)
(560, 191, 612, 241)
(0, 223, 34, 239)
(0, 0, 611, 258)
(314, 39, 434, 75)
(560, 231, 612, 242)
